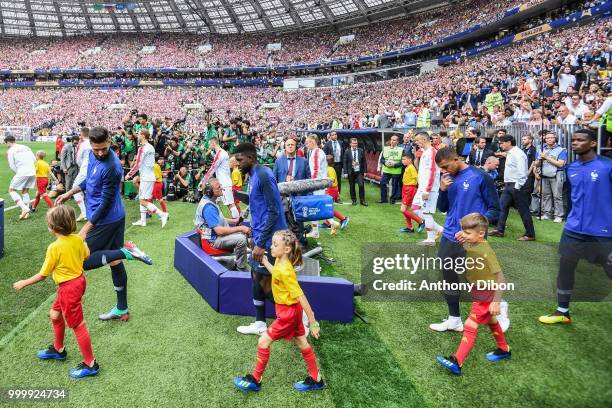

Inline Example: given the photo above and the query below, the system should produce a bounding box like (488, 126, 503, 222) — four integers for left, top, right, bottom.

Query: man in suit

(323, 131, 344, 200)
(466, 136, 494, 168)
(60, 135, 79, 191)
(343, 138, 368, 206)
(273, 138, 310, 182)
(273, 137, 310, 243)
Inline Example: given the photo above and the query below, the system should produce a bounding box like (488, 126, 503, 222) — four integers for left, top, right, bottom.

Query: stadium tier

(0, 16, 609, 136)
(0, 0, 554, 70)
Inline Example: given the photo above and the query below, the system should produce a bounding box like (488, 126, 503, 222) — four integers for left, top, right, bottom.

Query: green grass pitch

(0, 143, 610, 407)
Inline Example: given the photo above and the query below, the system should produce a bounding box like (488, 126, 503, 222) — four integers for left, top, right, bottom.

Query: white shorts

(412, 190, 438, 214)
(221, 185, 235, 206)
(73, 167, 87, 187)
(138, 181, 155, 200)
(10, 176, 36, 190)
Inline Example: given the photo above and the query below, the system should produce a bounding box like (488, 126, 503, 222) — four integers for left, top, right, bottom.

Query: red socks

(43, 194, 53, 208)
(34, 194, 54, 209)
(300, 346, 320, 381)
(51, 317, 65, 352)
(252, 347, 270, 383)
(455, 325, 477, 365)
(488, 322, 509, 351)
(403, 210, 423, 228)
(74, 323, 95, 366)
(159, 200, 167, 213)
(333, 211, 345, 221)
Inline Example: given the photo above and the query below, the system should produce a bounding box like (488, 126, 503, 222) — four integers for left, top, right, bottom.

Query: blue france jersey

(437, 166, 500, 242)
(80, 150, 125, 225)
(247, 165, 287, 249)
(565, 156, 612, 237)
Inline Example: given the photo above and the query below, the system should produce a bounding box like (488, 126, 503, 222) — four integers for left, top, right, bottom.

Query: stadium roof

(0, 0, 445, 36)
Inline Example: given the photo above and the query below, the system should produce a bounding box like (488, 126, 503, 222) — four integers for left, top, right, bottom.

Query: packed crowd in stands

(0, 0, 554, 69)
(1, 18, 609, 139)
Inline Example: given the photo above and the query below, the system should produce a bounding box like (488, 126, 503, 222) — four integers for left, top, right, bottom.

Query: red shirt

(56, 138, 65, 153)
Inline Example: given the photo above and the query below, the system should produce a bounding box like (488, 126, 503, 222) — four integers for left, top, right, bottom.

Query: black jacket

(343, 147, 366, 175)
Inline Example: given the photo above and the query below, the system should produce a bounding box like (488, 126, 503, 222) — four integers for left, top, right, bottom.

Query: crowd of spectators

(2, 18, 609, 141)
(0, 0, 552, 70)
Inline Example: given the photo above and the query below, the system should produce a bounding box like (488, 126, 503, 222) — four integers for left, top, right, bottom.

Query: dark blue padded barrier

(218, 271, 277, 319)
(174, 231, 227, 311)
(174, 230, 354, 322)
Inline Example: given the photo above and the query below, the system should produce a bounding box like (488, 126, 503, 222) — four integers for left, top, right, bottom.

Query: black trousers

(348, 170, 365, 201)
(437, 237, 465, 317)
(333, 162, 343, 193)
(380, 172, 401, 202)
(496, 182, 535, 238)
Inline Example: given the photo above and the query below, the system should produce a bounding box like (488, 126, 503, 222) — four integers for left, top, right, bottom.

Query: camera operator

(171, 166, 191, 201)
(221, 118, 240, 153)
(164, 136, 182, 178)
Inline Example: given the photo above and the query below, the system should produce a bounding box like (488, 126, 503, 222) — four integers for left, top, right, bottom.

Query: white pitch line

(0, 292, 56, 351)
(3, 205, 18, 212)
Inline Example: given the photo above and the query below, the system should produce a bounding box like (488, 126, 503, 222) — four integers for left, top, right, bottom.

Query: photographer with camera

(168, 166, 190, 201)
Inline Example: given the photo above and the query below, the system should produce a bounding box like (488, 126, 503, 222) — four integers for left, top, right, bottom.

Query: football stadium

(0, 0, 610, 406)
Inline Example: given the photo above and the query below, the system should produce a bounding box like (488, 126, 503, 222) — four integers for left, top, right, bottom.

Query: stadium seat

(197, 230, 232, 256)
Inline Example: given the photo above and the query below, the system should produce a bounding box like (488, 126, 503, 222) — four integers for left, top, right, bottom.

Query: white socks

(140, 205, 147, 223)
(146, 202, 163, 218)
(424, 214, 442, 241)
(22, 193, 30, 207)
(74, 192, 86, 215)
(10, 191, 29, 211)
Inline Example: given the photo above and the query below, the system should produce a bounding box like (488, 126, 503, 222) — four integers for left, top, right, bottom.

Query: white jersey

(417, 146, 440, 193)
(127, 142, 156, 182)
(308, 148, 327, 180)
(76, 139, 91, 168)
(7, 144, 36, 177)
(203, 148, 231, 187)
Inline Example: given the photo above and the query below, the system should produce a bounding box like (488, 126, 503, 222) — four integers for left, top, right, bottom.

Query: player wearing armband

(234, 230, 325, 392)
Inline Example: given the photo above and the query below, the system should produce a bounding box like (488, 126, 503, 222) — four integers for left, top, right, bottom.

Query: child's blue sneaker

(399, 228, 414, 233)
(233, 374, 261, 392)
(294, 376, 325, 391)
(37, 345, 67, 361)
(436, 355, 461, 375)
(486, 348, 512, 362)
(417, 222, 426, 233)
(69, 361, 99, 378)
(340, 217, 350, 230)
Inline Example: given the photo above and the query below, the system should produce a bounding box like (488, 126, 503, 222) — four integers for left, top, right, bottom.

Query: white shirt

(308, 147, 327, 180)
(417, 147, 440, 193)
(76, 139, 91, 168)
(558, 73, 576, 93)
(127, 142, 156, 182)
(565, 100, 591, 119)
(596, 97, 612, 116)
(503, 146, 528, 189)
(557, 113, 577, 125)
(7, 144, 36, 177)
(203, 148, 231, 187)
